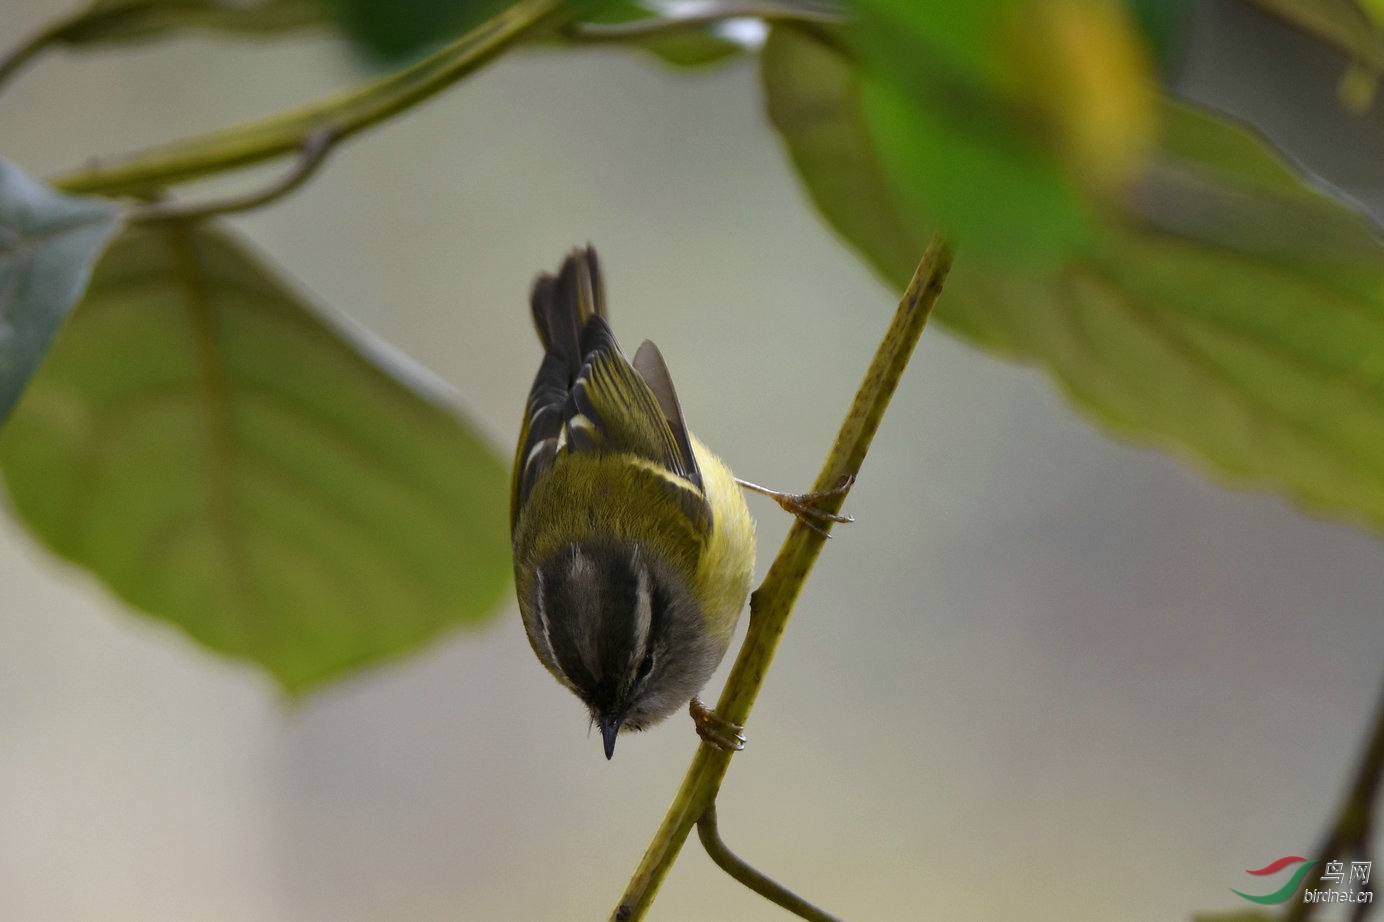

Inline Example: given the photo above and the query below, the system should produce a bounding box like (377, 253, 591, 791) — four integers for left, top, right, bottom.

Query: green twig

(50, 0, 570, 198)
(697, 806, 846, 922)
(0, 0, 326, 96)
(610, 238, 954, 922)
(0, 17, 68, 90)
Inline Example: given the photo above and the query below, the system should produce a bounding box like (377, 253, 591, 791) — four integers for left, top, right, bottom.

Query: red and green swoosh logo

(1231, 856, 1318, 904)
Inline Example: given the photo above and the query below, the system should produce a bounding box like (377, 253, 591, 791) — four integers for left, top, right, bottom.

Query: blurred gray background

(1, 1, 1382, 919)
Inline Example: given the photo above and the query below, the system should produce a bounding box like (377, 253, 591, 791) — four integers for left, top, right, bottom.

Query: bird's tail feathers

(530, 245, 605, 360)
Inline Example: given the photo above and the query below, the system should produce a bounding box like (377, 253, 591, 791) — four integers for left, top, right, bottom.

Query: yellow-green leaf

(764, 23, 1384, 533)
(0, 224, 510, 693)
(848, 0, 1158, 263)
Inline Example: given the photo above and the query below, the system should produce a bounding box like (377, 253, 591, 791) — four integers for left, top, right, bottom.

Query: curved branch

(0, 0, 328, 95)
(50, 0, 569, 198)
(0, 17, 69, 91)
(697, 806, 846, 922)
(126, 126, 337, 225)
(610, 238, 954, 922)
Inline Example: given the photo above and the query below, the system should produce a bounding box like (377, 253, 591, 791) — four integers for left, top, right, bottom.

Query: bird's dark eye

(635, 652, 655, 683)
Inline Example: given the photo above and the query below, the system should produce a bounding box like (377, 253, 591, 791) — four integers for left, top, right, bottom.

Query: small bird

(510, 247, 754, 759)
(511, 247, 848, 759)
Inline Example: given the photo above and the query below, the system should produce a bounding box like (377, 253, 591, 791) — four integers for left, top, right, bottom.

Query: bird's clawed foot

(737, 474, 856, 537)
(690, 696, 746, 752)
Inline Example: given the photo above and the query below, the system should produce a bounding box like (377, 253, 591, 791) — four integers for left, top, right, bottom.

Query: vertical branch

(610, 238, 954, 922)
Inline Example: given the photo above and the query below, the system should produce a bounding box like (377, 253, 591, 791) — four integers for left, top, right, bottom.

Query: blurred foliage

(850, 0, 1157, 263)
(0, 224, 511, 693)
(764, 20, 1384, 534)
(0, 160, 121, 427)
(1121, 0, 1194, 71)
(5, 0, 1384, 691)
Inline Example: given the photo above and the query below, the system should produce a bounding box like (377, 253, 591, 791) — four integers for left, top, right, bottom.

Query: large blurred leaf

(0, 224, 510, 693)
(849, 0, 1157, 263)
(0, 160, 121, 427)
(1362, 0, 1384, 30)
(54, 0, 330, 46)
(765, 24, 1384, 532)
(1121, 0, 1193, 72)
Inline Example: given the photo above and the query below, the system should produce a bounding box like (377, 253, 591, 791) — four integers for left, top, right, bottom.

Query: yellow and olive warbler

(511, 247, 757, 759)
(513, 247, 853, 758)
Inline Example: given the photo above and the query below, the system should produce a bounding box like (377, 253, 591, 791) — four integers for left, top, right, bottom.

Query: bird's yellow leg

(690, 696, 746, 752)
(735, 474, 855, 537)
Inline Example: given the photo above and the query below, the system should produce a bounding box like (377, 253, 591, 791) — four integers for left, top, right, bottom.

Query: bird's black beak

(597, 714, 623, 760)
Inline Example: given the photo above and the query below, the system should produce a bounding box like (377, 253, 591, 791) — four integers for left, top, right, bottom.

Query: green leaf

(762, 24, 931, 284)
(0, 159, 122, 428)
(852, 0, 1015, 82)
(1129, 105, 1384, 265)
(847, 0, 1158, 264)
(635, 30, 744, 67)
(857, 64, 1094, 264)
(764, 23, 1384, 534)
(0, 224, 511, 693)
(1120, 0, 1193, 72)
(56, 0, 331, 46)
